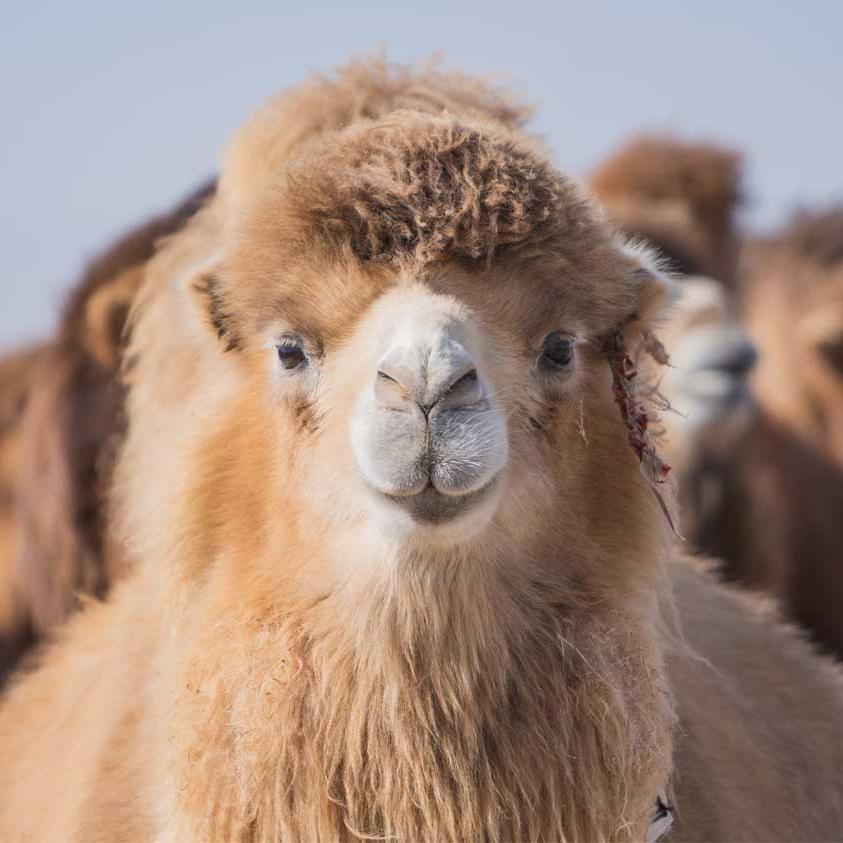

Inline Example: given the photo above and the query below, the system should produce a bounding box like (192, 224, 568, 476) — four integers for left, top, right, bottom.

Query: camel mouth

(377, 478, 499, 524)
(681, 367, 752, 407)
(670, 327, 757, 411)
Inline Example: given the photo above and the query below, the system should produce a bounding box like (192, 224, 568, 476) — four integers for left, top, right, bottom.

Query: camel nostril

(729, 342, 758, 377)
(377, 369, 400, 386)
(437, 365, 484, 411)
(448, 368, 478, 393)
(374, 362, 426, 411)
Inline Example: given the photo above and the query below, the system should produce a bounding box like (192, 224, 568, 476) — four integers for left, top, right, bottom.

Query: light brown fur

(668, 559, 843, 841)
(0, 183, 214, 684)
(0, 62, 842, 842)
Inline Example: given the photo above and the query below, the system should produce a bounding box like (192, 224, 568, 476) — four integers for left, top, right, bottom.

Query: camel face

(229, 252, 616, 555)
(659, 276, 756, 472)
(119, 112, 675, 601)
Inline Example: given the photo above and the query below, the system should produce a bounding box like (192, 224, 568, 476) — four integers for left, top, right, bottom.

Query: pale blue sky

(2, 1, 841, 350)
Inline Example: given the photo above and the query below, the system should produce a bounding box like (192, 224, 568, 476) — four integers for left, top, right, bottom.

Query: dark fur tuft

(286, 116, 585, 268)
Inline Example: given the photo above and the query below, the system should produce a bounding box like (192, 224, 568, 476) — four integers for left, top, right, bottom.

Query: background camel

(0, 63, 842, 841)
(718, 208, 843, 655)
(590, 139, 843, 657)
(650, 276, 755, 490)
(0, 182, 213, 682)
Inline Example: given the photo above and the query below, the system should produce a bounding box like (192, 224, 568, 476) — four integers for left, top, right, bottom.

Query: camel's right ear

(191, 269, 241, 352)
(621, 239, 680, 344)
(83, 265, 146, 370)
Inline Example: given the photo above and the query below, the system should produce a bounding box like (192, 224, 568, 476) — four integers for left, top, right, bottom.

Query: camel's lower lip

(378, 479, 498, 524)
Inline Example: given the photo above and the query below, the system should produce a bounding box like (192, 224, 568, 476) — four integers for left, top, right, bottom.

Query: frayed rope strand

(604, 328, 684, 540)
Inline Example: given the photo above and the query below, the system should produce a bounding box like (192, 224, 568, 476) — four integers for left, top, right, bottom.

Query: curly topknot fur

(222, 57, 532, 217)
(284, 114, 586, 266)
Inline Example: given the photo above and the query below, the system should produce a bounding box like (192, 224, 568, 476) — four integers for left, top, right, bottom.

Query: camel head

(121, 111, 677, 605)
(588, 134, 743, 287)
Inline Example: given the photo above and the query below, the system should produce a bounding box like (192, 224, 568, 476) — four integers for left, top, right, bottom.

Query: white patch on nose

(350, 287, 509, 538)
(376, 330, 484, 411)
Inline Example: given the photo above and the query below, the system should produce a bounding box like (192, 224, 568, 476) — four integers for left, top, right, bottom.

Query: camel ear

(606, 241, 681, 532)
(619, 240, 680, 346)
(83, 266, 145, 369)
(191, 268, 241, 352)
(13, 349, 101, 634)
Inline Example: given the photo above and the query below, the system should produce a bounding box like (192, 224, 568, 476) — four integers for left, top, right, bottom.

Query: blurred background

(2, 0, 842, 350)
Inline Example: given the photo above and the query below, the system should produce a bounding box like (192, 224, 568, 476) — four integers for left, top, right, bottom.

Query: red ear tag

(604, 328, 682, 539)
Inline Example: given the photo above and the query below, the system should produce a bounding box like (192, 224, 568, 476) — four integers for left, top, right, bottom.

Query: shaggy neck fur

(117, 231, 676, 840)
(156, 490, 673, 842)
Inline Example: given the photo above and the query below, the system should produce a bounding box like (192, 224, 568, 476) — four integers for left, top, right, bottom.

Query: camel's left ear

(621, 240, 681, 340)
(608, 241, 682, 533)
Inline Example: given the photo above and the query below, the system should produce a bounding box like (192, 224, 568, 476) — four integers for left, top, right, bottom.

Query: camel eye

(276, 335, 308, 370)
(539, 332, 575, 370)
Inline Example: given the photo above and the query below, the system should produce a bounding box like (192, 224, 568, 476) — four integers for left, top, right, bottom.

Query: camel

(590, 140, 843, 657)
(650, 276, 755, 492)
(1, 63, 842, 841)
(0, 182, 213, 681)
(717, 208, 843, 655)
